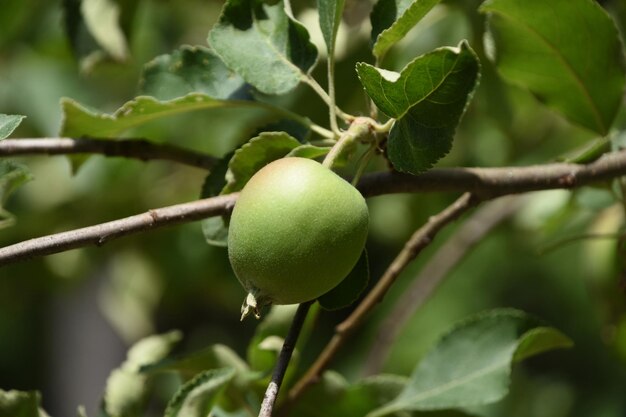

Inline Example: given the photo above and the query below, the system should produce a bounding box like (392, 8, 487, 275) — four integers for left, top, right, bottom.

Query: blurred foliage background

(1, 0, 626, 416)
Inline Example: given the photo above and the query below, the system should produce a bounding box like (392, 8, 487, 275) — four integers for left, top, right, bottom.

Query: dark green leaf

(164, 368, 235, 417)
(139, 46, 249, 101)
(319, 249, 369, 310)
(367, 309, 572, 417)
(0, 114, 25, 139)
(370, 0, 441, 60)
(208, 0, 318, 94)
(221, 132, 301, 194)
(201, 154, 233, 247)
(0, 161, 33, 230)
(480, 0, 625, 135)
(318, 0, 346, 56)
(0, 390, 44, 417)
(103, 331, 182, 417)
(357, 41, 480, 174)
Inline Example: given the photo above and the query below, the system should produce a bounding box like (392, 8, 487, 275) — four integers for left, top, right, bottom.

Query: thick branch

(0, 138, 218, 170)
(283, 192, 478, 409)
(357, 149, 626, 198)
(0, 194, 237, 266)
(361, 196, 524, 376)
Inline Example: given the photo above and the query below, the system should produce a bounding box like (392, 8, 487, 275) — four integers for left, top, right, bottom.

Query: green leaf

(247, 305, 298, 372)
(60, 94, 281, 138)
(63, 0, 138, 70)
(164, 368, 235, 417)
(0, 114, 25, 139)
(0, 390, 45, 417)
(0, 161, 33, 230)
(317, 0, 346, 56)
(208, 0, 318, 95)
(319, 249, 369, 310)
(285, 144, 331, 159)
(201, 154, 233, 247)
(367, 309, 573, 417)
(221, 132, 301, 194)
(480, 0, 625, 136)
(103, 331, 182, 417)
(370, 0, 441, 60)
(139, 46, 248, 101)
(357, 41, 480, 174)
(141, 344, 249, 380)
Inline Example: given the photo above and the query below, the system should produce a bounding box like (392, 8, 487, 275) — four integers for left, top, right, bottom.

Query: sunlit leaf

(0, 389, 46, 417)
(318, 0, 346, 56)
(367, 309, 572, 416)
(0, 114, 25, 139)
(371, 0, 441, 60)
(208, 0, 318, 94)
(480, 0, 625, 135)
(357, 41, 479, 174)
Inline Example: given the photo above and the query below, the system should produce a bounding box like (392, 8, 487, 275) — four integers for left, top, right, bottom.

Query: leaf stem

(258, 301, 313, 417)
(322, 118, 372, 169)
(351, 145, 376, 186)
(327, 56, 340, 135)
(303, 75, 352, 125)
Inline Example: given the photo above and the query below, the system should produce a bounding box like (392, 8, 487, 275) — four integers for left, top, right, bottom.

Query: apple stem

(258, 300, 313, 417)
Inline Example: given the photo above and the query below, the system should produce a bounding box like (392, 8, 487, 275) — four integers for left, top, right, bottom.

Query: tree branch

(357, 149, 626, 198)
(258, 301, 313, 417)
(283, 192, 479, 410)
(0, 194, 237, 266)
(0, 138, 218, 170)
(361, 196, 524, 376)
(1, 150, 626, 267)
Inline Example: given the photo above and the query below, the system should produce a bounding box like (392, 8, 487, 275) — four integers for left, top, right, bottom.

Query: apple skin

(227, 157, 368, 316)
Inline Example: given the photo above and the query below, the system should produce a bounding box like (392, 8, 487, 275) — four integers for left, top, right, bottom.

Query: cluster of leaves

(1, 0, 626, 416)
(0, 309, 572, 417)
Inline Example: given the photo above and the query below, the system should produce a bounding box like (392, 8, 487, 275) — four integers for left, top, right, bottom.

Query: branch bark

(357, 149, 626, 198)
(0, 194, 237, 266)
(0, 138, 218, 170)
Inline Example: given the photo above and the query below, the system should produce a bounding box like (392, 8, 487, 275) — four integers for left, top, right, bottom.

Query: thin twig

(258, 301, 313, 417)
(283, 192, 479, 409)
(361, 196, 524, 376)
(0, 194, 237, 266)
(0, 138, 218, 169)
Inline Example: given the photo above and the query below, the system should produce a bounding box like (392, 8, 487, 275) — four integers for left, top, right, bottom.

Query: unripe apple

(227, 157, 369, 319)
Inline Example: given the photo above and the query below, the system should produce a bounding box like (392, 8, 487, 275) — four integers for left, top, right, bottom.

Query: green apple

(228, 157, 369, 319)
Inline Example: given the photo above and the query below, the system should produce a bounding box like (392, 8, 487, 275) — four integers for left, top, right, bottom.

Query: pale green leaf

(81, 0, 129, 61)
(60, 94, 283, 138)
(0, 390, 45, 417)
(357, 41, 480, 174)
(208, 0, 318, 94)
(371, 0, 441, 60)
(480, 0, 625, 135)
(0, 114, 25, 139)
(317, 0, 346, 56)
(285, 144, 330, 159)
(367, 309, 572, 417)
(104, 331, 182, 417)
(164, 368, 235, 417)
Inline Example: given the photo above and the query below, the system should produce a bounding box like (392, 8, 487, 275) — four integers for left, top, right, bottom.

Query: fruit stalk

(258, 301, 313, 417)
